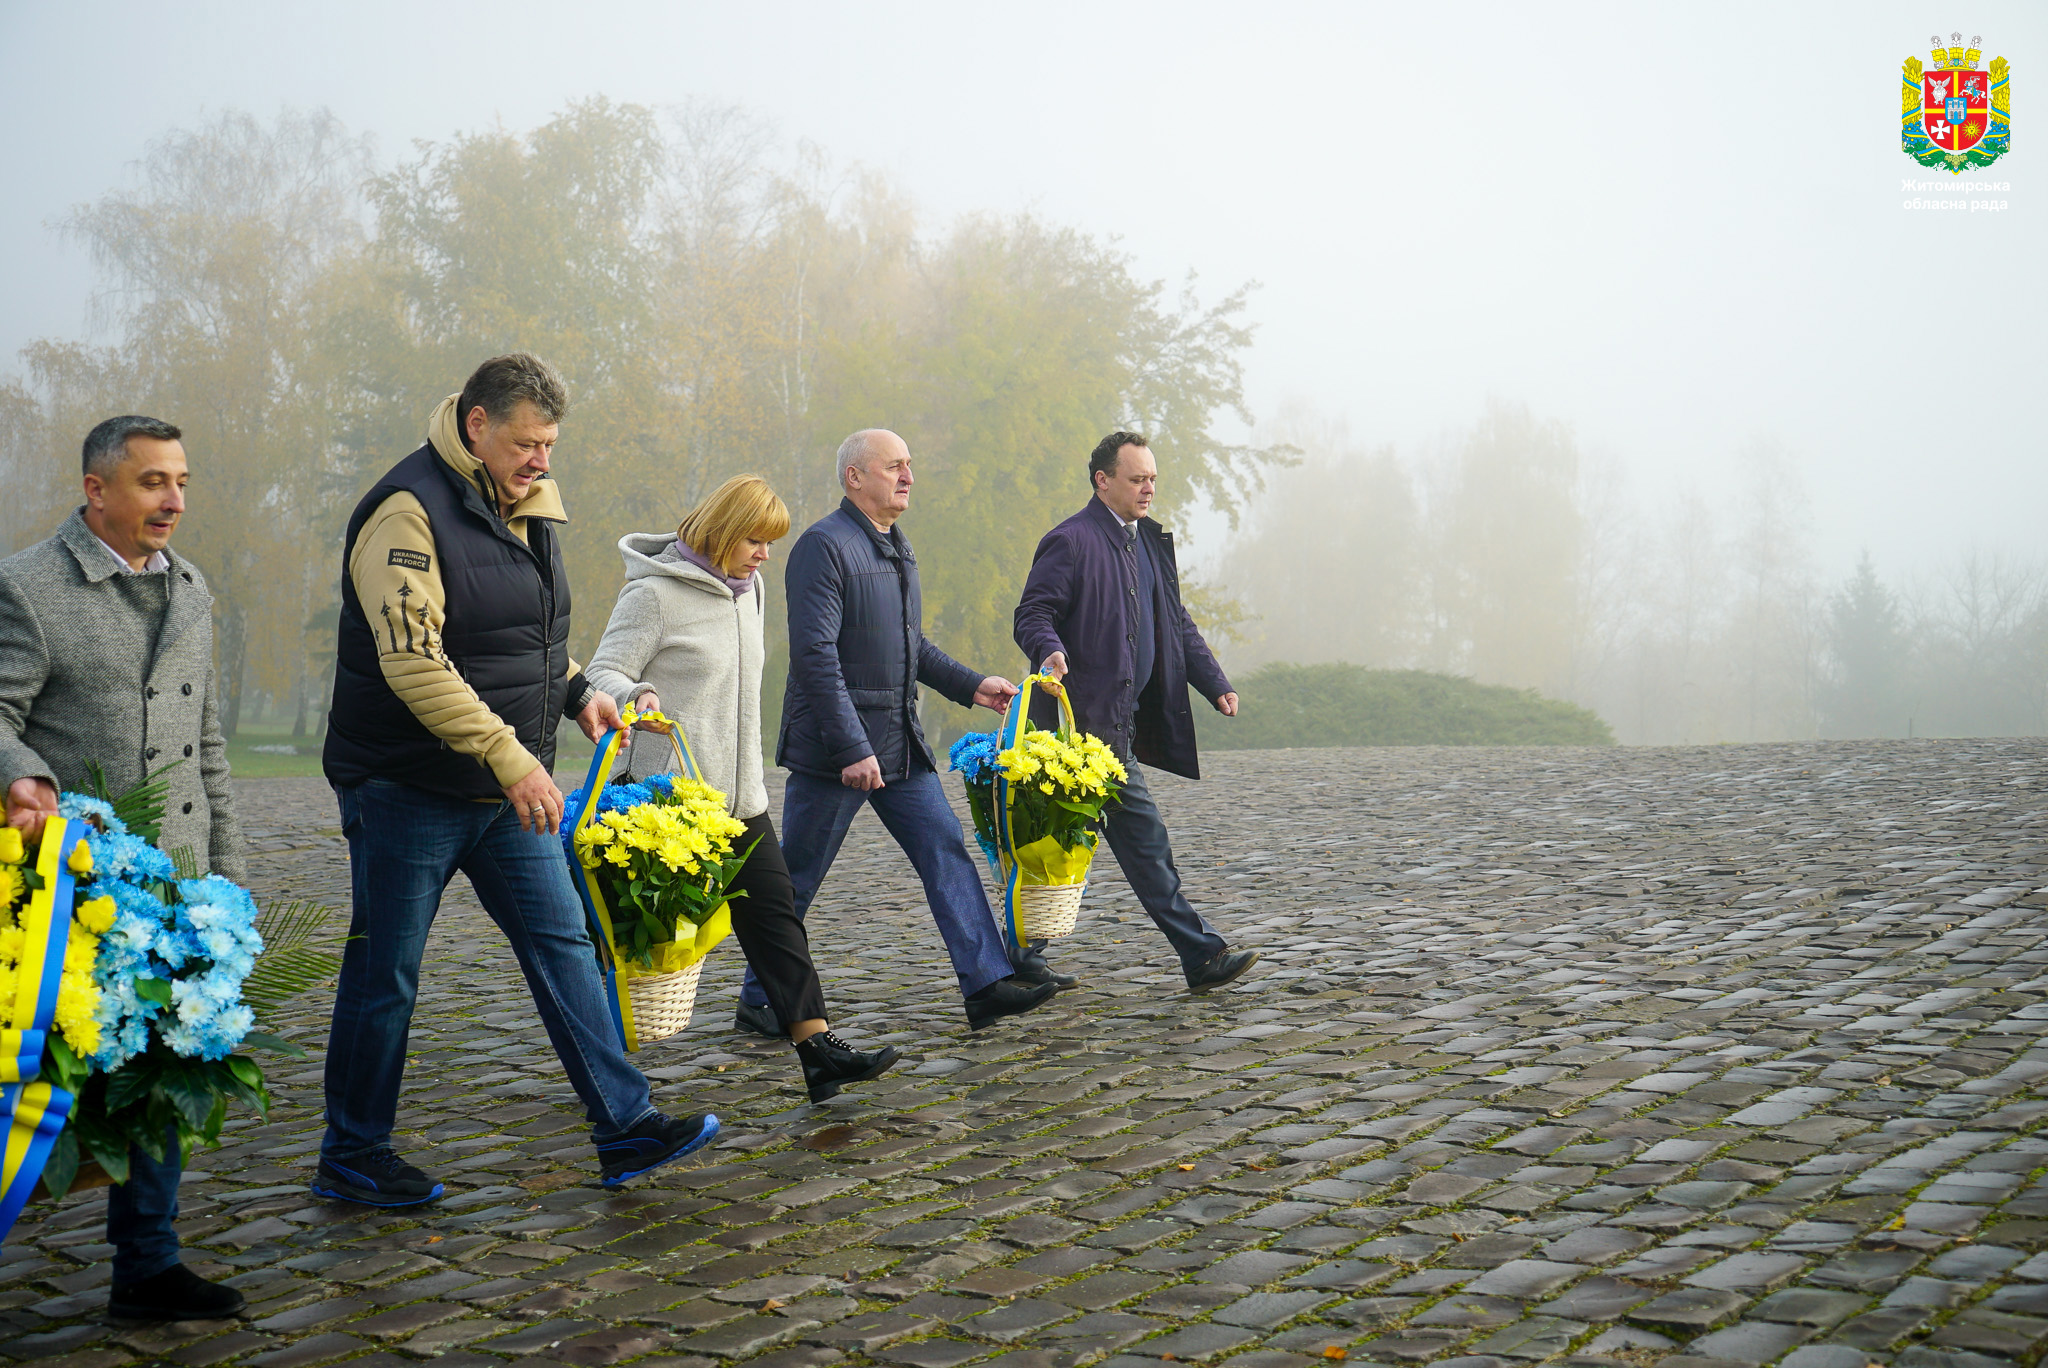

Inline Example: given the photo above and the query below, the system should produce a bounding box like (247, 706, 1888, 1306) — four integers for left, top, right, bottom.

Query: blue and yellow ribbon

(0, 818, 87, 1238)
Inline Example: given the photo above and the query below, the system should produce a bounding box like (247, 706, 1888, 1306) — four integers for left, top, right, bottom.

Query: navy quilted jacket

(776, 500, 982, 780)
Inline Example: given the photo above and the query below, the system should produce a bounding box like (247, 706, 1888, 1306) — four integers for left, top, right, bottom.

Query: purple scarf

(659, 537, 757, 597)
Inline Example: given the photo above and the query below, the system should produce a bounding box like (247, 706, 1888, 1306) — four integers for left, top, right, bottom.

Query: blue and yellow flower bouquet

(949, 673, 1126, 946)
(0, 787, 294, 1239)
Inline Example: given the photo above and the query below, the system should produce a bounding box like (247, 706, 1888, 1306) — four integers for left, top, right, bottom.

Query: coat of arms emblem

(1903, 32, 2010, 172)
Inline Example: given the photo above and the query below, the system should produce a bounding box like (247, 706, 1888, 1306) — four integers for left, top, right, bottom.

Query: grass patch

(1196, 662, 1615, 749)
(225, 723, 326, 780)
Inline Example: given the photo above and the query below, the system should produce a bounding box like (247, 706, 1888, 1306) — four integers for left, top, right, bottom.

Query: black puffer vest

(324, 444, 574, 799)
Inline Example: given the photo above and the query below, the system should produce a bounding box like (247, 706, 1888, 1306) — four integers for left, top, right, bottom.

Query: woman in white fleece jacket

(587, 476, 900, 1103)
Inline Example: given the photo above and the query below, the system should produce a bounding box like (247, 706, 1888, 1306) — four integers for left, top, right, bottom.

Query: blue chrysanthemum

(76, 822, 270, 1069)
(56, 793, 124, 832)
(949, 731, 1001, 784)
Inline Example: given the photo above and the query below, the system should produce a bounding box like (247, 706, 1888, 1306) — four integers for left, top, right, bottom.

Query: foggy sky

(1, 0, 2040, 583)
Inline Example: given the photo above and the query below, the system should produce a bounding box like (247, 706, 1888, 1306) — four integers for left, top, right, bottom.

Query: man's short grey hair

(82, 415, 180, 478)
(836, 429, 885, 491)
(457, 353, 570, 430)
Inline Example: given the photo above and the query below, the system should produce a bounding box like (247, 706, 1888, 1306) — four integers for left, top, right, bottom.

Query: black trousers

(726, 813, 828, 1026)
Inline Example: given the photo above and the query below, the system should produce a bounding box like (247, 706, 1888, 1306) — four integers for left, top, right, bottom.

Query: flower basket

(949, 674, 1126, 948)
(564, 709, 751, 1051)
(609, 903, 731, 1041)
(1010, 880, 1086, 942)
(1, 782, 293, 1242)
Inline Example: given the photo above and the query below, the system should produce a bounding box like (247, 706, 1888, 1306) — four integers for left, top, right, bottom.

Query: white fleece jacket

(586, 532, 768, 819)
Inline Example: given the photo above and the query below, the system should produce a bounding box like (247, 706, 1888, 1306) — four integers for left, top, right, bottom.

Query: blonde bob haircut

(677, 475, 792, 575)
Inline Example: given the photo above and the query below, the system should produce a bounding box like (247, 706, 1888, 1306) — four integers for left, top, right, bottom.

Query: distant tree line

(1219, 402, 2048, 744)
(9, 105, 2033, 751)
(0, 103, 1279, 738)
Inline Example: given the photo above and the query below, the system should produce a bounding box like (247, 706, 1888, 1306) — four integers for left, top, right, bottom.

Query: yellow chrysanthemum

(0, 864, 23, 911)
(54, 973, 100, 1057)
(0, 923, 23, 968)
(62, 923, 97, 974)
(77, 895, 115, 934)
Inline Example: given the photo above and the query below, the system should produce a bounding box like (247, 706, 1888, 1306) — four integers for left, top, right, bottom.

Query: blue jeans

(1102, 762, 1228, 972)
(322, 779, 656, 1162)
(107, 1127, 182, 1283)
(743, 765, 1014, 1005)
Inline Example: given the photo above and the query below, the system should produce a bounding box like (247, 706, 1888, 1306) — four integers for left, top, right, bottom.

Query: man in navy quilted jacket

(765, 429, 1061, 1033)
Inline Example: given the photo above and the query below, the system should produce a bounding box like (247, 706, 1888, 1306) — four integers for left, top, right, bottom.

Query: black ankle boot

(794, 1031, 903, 1103)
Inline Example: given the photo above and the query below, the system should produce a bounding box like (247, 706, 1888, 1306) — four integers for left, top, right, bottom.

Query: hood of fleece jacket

(615, 531, 755, 599)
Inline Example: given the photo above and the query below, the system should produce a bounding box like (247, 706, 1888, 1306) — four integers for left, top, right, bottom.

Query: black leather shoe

(1012, 943, 1079, 990)
(312, 1148, 444, 1207)
(965, 976, 1060, 1030)
(598, 1112, 721, 1186)
(1185, 948, 1261, 994)
(734, 998, 788, 1039)
(108, 1264, 246, 1322)
(795, 1030, 903, 1103)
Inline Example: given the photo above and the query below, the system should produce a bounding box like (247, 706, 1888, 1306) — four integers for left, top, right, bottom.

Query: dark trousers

(1102, 761, 1227, 971)
(724, 813, 827, 1027)
(321, 779, 656, 1162)
(106, 1128, 183, 1284)
(742, 764, 1014, 1006)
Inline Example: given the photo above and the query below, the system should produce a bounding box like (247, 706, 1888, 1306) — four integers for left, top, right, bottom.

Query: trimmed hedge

(1194, 662, 1615, 749)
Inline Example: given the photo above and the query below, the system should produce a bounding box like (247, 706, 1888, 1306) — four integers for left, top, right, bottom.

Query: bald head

(836, 429, 899, 489)
(837, 428, 915, 530)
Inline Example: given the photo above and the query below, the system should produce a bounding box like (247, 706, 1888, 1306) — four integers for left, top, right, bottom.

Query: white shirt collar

(96, 534, 168, 575)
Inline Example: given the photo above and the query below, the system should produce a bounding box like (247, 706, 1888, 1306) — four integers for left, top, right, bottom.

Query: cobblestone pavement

(9, 740, 2048, 1368)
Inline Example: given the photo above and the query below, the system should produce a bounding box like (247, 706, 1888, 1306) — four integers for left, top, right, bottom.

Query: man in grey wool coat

(0, 415, 248, 1322)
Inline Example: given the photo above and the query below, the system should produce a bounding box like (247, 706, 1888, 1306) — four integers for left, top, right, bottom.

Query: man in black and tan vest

(318, 353, 717, 1205)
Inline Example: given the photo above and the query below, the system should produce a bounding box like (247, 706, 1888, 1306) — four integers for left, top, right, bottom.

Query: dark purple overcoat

(1012, 498, 1232, 781)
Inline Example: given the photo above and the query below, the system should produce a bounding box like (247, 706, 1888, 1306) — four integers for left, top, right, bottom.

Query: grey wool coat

(0, 509, 247, 880)
(586, 533, 769, 819)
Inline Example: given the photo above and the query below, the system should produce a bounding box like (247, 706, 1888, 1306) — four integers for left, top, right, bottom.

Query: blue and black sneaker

(598, 1112, 721, 1187)
(312, 1148, 445, 1207)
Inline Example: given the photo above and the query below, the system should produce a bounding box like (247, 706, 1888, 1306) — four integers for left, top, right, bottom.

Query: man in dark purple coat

(1013, 431, 1261, 993)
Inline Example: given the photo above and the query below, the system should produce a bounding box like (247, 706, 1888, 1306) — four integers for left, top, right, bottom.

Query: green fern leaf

(97, 760, 183, 843)
(241, 899, 346, 1020)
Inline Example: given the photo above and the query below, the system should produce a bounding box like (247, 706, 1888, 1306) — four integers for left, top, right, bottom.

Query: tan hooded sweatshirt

(347, 395, 584, 790)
